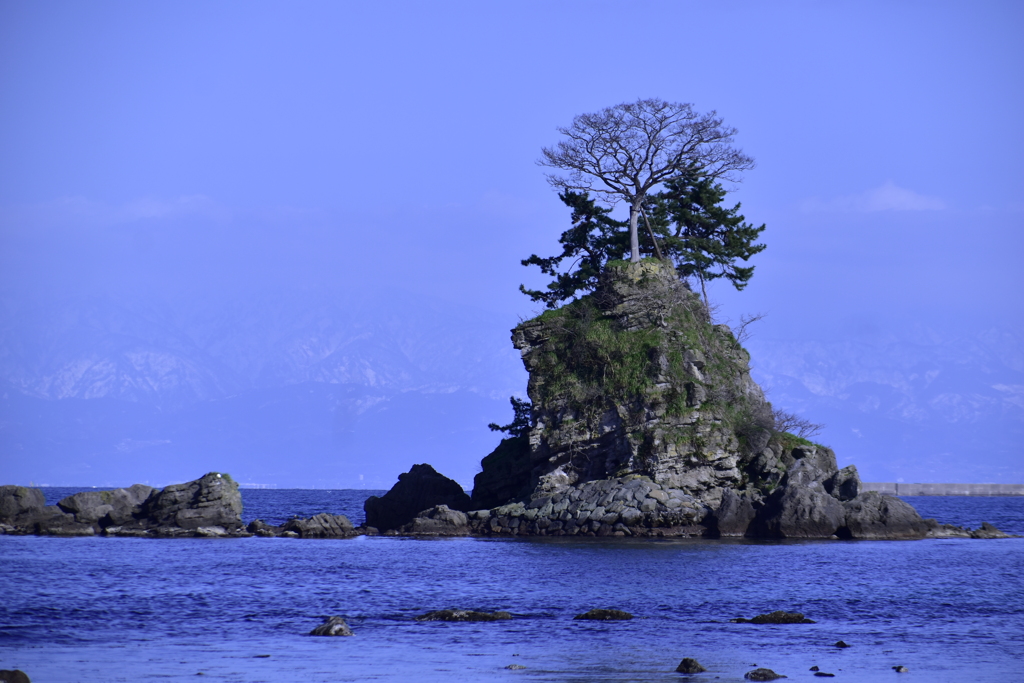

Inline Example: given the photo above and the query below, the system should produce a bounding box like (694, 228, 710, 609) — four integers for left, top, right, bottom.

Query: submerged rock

(835, 640, 850, 648)
(745, 668, 786, 681)
(364, 464, 471, 532)
(415, 610, 512, 622)
(309, 616, 354, 636)
(731, 611, 815, 624)
(676, 657, 707, 673)
(574, 608, 634, 621)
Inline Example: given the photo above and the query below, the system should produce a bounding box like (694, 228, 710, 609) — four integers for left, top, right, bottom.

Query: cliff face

(478, 260, 780, 508)
(469, 260, 924, 539)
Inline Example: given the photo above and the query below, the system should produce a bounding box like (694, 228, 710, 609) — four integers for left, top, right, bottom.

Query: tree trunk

(629, 202, 641, 262)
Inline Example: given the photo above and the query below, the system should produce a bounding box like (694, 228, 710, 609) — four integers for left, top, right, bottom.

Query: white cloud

(801, 181, 946, 213)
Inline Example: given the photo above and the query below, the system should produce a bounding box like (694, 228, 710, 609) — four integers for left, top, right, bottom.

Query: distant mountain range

(1, 291, 1020, 487)
(745, 326, 1023, 483)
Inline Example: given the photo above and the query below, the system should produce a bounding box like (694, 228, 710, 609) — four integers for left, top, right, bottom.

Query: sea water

(1, 490, 1021, 682)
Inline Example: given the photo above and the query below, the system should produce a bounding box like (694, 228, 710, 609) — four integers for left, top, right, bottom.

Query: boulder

(247, 520, 281, 537)
(144, 472, 243, 531)
(309, 616, 354, 636)
(676, 657, 707, 673)
(57, 484, 156, 528)
(402, 505, 470, 536)
(731, 611, 815, 624)
(415, 610, 512, 622)
(745, 668, 786, 681)
(756, 484, 845, 538)
(573, 608, 633, 621)
(839, 491, 928, 540)
(281, 513, 357, 538)
(364, 464, 471, 531)
(970, 522, 1011, 539)
(0, 486, 45, 522)
(710, 488, 757, 537)
(56, 491, 113, 526)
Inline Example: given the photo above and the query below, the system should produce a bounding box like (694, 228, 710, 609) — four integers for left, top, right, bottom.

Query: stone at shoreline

(145, 473, 243, 531)
(970, 522, 1011, 539)
(415, 610, 512, 622)
(401, 505, 471, 536)
(730, 611, 815, 624)
(0, 486, 45, 521)
(754, 460, 846, 539)
(58, 484, 156, 527)
(281, 513, 357, 538)
(364, 464, 471, 532)
(0, 473, 246, 537)
(710, 488, 758, 537)
(574, 608, 633, 621)
(745, 668, 786, 681)
(840, 491, 928, 540)
(309, 616, 354, 636)
(676, 657, 707, 673)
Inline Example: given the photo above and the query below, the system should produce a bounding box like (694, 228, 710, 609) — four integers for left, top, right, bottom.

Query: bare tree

(732, 311, 767, 345)
(539, 98, 755, 263)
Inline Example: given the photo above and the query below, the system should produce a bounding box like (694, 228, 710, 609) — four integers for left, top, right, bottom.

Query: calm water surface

(1, 490, 1021, 682)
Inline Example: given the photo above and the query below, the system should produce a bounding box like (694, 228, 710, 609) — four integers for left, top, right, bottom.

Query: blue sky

(1, 1, 1022, 487)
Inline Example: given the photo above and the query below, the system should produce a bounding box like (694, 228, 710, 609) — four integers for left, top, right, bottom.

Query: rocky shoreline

(1, 469, 1012, 540)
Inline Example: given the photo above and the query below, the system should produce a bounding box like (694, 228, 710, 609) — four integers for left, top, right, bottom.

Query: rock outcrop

(457, 260, 936, 539)
(364, 463, 471, 532)
(0, 473, 246, 537)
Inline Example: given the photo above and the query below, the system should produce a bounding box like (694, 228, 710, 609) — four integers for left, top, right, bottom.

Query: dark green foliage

(645, 171, 766, 296)
(521, 176, 765, 307)
(519, 192, 629, 308)
(488, 396, 532, 438)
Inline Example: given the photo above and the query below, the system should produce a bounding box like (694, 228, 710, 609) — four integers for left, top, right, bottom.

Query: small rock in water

(813, 674, 835, 678)
(730, 611, 815, 624)
(893, 665, 909, 673)
(745, 668, 786, 681)
(573, 608, 634, 621)
(309, 616, 354, 636)
(835, 640, 850, 648)
(416, 609, 512, 622)
(676, 657, 707, 673)
(505, 664, 526, 670)
(810, 666, 819, 671)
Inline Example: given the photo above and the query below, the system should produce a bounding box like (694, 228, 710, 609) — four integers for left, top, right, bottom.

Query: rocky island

(364, 260, 1009, 541)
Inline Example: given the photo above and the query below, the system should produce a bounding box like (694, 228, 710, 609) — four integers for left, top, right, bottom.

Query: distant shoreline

(864, 483, 1024, 497)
